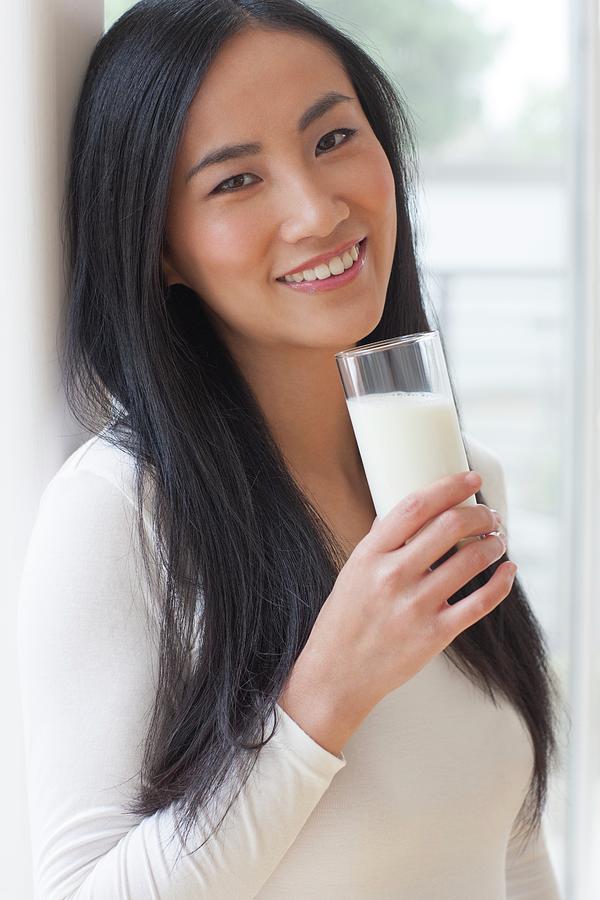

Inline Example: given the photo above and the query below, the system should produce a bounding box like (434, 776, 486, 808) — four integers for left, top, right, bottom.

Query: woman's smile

(275, 236, 368, 294)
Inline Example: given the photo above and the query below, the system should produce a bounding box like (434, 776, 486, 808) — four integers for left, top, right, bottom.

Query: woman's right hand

(278, 470, 516, 756)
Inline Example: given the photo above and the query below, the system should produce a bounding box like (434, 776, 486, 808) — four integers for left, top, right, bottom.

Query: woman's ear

(161, 244, 189, 288)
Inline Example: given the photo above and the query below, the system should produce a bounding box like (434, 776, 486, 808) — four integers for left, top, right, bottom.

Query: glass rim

(335, 330, 439, 360)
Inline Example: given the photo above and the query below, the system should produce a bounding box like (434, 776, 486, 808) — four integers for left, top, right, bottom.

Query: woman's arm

(17, 468, 345, 900)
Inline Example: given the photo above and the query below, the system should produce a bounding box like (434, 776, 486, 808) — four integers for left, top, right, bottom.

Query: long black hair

(61, 0, 563, 860)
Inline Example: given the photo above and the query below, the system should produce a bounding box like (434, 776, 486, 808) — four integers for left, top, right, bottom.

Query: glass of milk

(335, 331, 477, 524)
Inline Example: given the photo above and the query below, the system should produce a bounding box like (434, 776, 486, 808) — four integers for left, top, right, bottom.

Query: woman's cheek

(199, 213, 261, 274)
(365, 144, 396, 207)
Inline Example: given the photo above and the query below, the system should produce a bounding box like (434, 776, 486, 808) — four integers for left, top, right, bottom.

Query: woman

(18, 0, 564, 897)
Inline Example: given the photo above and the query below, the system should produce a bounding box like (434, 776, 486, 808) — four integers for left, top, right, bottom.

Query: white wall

(0, 2, 104, 896)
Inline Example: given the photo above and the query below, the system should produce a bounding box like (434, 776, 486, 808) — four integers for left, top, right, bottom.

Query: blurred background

(3, 0, 598, 896)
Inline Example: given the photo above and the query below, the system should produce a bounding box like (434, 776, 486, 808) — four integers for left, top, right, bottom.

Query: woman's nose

(277, 173, 350, 244)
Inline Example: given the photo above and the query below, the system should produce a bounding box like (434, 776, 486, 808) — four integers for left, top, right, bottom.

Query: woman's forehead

(187, 27, 351, 124)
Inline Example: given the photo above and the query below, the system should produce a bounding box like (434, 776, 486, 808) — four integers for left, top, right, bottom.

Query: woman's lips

(276, 238, 367, 294)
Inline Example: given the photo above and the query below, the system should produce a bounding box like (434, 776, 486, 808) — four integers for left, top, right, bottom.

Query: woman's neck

(229, 337, 366, 491)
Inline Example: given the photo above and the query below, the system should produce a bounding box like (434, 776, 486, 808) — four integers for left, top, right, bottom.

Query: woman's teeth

(282, 242, 360, 283)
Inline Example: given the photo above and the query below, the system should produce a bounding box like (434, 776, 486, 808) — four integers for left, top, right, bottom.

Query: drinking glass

(335, 331, 477, 524)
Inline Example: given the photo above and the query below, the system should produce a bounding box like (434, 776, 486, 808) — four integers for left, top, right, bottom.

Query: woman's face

(163, 26, 397, 355)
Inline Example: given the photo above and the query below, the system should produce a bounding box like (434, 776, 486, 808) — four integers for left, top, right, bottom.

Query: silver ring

(477, 526, 507, 547)
(478, 509, 504, 542)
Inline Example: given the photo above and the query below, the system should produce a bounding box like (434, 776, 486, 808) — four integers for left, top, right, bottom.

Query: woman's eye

(211, 128, 358, 195)
(315, 127, 358, 155)
(211, 173, 260, 194)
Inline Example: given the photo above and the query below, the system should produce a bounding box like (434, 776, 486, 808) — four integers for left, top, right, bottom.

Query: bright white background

(3, 1, 599, 897)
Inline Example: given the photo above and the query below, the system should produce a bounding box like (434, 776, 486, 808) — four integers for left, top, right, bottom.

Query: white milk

(346, 390, 475, 520)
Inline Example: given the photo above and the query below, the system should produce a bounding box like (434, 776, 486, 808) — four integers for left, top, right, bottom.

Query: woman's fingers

(368, 471, 482, 554)
(440, 560, 517, 636)
(417, 530, 507, 606)
(394, 502, 500, 575)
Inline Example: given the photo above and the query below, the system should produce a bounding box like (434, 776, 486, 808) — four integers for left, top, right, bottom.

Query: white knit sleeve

(462, 432, 509, 527)
(17, 469, 345, 900)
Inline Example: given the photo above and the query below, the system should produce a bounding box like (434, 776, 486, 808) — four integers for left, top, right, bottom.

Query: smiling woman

(17, 1, 562, 898)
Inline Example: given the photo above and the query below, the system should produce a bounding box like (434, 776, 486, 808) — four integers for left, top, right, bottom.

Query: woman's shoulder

(40, 423, 162, 533)
(29, 428, 142, 562)
(28, 427, 157, 578)
(20, 427, 161, 632)
(462, 433, 509, 526)
(45, 426, 138, 506)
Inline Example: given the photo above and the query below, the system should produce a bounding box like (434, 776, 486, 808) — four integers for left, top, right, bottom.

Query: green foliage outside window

(310, 0, 506, 154)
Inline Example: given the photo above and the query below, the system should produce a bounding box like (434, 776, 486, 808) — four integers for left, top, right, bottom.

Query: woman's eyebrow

(185, 90, 354, 184)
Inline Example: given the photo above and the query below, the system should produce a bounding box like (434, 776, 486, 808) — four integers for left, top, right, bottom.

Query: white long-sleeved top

(17, 428, 562, 900)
